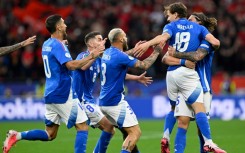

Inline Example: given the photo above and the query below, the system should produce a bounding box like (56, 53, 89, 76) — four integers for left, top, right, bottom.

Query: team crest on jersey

(65, 53, 71, 58)
(128, 56, 134, 60)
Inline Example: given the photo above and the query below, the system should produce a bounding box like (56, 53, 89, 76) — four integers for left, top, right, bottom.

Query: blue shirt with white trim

(196, 40, 214, 93)
(42, 38, 76, 104)
(99, 46, 137, 106)
(162, 18, 209, 71)
(73, 50, 101, 103)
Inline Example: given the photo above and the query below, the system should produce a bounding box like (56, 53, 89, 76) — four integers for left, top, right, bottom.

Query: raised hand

(137, 71, 153, 86)
(21, 35, 36, 47)
(133, 41, 150, 58)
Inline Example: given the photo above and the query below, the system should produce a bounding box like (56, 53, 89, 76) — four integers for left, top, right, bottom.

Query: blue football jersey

(42, 38, 74, 104)
(196, 40, 214, 93)
(72, 50, 101, 103)
(99, 46, 137, 106)
(163, 18, 209, 71)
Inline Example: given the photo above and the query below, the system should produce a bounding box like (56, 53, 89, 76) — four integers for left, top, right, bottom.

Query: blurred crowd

(0, 0, 245, 84)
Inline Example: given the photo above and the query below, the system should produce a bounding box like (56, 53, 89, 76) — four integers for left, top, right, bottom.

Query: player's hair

(192, 12, 217, 33)
(164, 2, 187, 18)
(45, 14, 62, 34)
(84, 31, 101, 45)
(108, 28, 123, 43)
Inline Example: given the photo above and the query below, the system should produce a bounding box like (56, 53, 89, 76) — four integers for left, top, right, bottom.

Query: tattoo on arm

(125, 49, 134, 56)
(0, 43, 22, 56)
(173, 48, 208, 62)
(134, 46, 161, 70)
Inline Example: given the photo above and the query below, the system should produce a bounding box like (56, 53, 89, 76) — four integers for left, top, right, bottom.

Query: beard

(62, 30, 67, 40)
(123, 40, 128, 51)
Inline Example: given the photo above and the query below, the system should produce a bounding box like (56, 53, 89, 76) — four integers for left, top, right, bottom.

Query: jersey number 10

(42, 55, 51, 78)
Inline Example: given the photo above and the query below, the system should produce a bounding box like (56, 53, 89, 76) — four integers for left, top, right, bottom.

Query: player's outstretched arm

(168, 46, 208, 62)
(162, 52, 195, 69)
(125, 41, 146, 56)
(0, 35, 36, 56)
(134, 33, 170, 58)
(66, 50, 103, 70)
(66, 38, 105, 70)
(134, 45, 162, 71)
(126, 71, 153, 86)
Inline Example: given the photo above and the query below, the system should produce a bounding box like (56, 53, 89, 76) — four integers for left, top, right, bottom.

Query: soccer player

(134, 2, 226, 153)
(99, 28, 162, 153)
(73, 31, 153, 153)
(73, 31, 113, 153)
(161, 12, 221, 153)
(0, 35, 36, 56)
(165, 13, 221, 153)
(2, 14, 103, 153)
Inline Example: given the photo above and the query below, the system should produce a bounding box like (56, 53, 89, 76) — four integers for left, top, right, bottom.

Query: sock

(75, 130, 88, 153)
(21, 130, 49, 141)
(174, 128, 187, 153)
(93, 131, 113, 153)
(121, 150, 130, 153)
(163, 111, 176, 140)
(196, 112, 212, 141)
(197, 128, 206, 153)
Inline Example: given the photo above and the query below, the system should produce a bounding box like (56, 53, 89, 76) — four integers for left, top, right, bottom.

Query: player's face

(166, 10, 178, 22)
(188, 15, 201, 25)
(89, 35, 105, 50)
(57, 18, 67, 39)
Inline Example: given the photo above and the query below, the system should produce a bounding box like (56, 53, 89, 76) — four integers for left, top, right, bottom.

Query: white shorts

(174, 92, 212, 119)
(167, 67, 203, 104)
(84, 103, 104, 128)
(174, 93, 195, 119)
(100, 100, 138, 128)
(45, 92, 88, 129)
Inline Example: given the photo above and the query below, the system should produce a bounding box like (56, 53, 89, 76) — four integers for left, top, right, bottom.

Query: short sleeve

(52, 41, 72, 65)
(200, 25, 210, 40)
(199, 40, 213, 53)
(163, 23, 173, 37)
(116, 51, 137, 68)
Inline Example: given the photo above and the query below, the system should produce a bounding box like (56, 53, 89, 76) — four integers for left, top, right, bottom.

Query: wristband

(180, 59, 186, 66)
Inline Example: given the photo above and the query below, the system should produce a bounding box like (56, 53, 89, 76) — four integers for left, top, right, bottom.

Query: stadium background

(0, 0, 245, 152)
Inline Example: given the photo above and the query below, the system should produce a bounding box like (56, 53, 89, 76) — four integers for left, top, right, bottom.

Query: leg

(174, 116, 190, 153)
(119, 127, 140, 153)
(161, 105, 176, 153)
(74, 122, 89, 153)
(121, 125, 141, 153)
(3, 124, 58, 153)
(197, 126, 207, 153)
(94, 116, 115, 153)
(191, 102, 226, 153)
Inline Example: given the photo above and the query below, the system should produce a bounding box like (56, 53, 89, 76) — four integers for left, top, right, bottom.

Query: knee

(129, 126, 141, 140)
(177, 117, 189, 129)
(75, 122, 89, 131)
(105, 125, 115, 135)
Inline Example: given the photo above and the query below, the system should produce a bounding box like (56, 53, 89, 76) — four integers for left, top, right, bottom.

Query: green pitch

(0, 120, 244, 153)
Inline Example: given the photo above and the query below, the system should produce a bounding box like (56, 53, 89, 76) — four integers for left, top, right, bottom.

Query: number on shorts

(86, 105, 94, 112)
(173, 32, 190, 52)
(42, 55, 51, 78)
(176, 96, 180, 105)
(127, 105, 134, 114)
